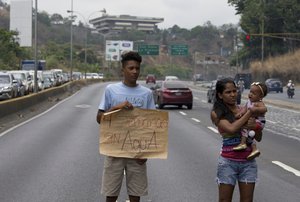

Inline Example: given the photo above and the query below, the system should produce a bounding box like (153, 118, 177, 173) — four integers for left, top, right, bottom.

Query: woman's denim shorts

(216, 156, 257, 186)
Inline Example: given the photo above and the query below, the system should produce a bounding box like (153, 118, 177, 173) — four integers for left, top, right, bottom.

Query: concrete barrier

(0, 79, 101, 118)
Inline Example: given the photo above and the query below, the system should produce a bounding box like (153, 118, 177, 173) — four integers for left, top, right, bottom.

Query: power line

(248, 33, 300, 41)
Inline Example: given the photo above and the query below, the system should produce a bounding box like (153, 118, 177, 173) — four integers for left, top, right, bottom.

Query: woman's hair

(121, 51, 142, 66)
(212, 78, 237, 123)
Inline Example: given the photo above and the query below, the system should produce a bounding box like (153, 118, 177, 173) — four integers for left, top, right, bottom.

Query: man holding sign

(96, 51, 156, 202)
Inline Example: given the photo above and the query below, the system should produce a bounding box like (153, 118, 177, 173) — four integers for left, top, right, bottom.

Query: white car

(165, 76, 179, 81)
(98, 73, 104, 79)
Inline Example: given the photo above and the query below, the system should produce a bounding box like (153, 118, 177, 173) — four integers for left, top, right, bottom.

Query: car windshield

(0, 75, 10, 84)
(11, 73, 25, 80)
(165, 76, 179, 81)
(164, 81, 187, 89)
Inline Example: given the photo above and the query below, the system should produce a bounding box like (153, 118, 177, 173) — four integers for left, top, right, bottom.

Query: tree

(50, 13, 63, 24)
(229, 0, 300, 66)
(0, 29, 29, 69)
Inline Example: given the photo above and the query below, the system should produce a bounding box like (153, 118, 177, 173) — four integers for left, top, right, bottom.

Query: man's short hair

(121, 51, 142, 66)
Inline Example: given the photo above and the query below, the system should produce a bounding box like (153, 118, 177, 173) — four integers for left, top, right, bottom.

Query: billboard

(10, 0, 32, 47)
(105, 40, 133, 61)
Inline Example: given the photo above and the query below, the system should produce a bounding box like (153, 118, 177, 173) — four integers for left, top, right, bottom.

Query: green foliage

(142, 65, 163, 78)
(37, 11, 52, 26)
(230, 0, 300, 66)
(0, 2, 241, 75)
(0, 29, 30, 70)
(142, 64, 192, 80)
(46, 55, 60, 69)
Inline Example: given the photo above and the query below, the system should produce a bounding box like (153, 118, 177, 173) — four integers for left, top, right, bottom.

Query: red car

(152, 80, 193, 109)
(146, 74, 156, 84)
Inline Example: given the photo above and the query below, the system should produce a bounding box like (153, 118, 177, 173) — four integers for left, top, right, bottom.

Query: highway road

(0, 82, 299, 202)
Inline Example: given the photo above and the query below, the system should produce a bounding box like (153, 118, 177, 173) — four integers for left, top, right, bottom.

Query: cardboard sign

(99, 108, 168, 159)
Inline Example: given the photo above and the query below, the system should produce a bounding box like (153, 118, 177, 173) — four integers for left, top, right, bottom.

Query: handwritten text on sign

(99, 108, 168, 159)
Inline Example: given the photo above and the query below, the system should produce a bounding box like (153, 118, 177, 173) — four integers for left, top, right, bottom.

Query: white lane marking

(265, 128, 300, 142)
(0, 91, 79, 137)
(75, 104, 91, 108)
(201, 100, 207, 103)
(194, 96, 199, 100)
(267, 120, 277, 124)
(208, 126, 219, 134)
(272, 161, 300, 177)
(266, 104, 300, 114)
(179, 111, 187, 116)
(191, 118, 201, 123)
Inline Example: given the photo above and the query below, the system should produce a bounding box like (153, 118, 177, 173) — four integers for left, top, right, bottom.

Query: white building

(89, 14, 164, 34)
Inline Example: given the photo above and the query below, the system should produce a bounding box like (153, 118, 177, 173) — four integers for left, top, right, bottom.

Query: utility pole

(261, 0, 265, 63)
(234, 34, 239, 74)
(70, 0, 74, 80)
(34, 0, 38, 93)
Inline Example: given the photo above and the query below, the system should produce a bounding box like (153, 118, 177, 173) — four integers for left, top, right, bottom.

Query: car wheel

(157, 97, 164, 109)
(187, 104, 193, 109)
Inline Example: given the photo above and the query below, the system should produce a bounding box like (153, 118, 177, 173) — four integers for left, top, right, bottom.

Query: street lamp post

(67, 9, 106, 79)
(34, 0, 38, 93)
(70, 0, 74, 80)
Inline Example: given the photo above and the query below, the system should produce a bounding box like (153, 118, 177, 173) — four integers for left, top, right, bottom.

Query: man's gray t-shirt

(98, 82, 156, 111)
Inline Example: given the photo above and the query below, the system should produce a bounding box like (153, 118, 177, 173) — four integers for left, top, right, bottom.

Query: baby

(233, 82, 268, 160)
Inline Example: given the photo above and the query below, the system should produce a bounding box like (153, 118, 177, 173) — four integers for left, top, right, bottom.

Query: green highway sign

(170, 44, 188, 56)
(138, 44, 159, 55)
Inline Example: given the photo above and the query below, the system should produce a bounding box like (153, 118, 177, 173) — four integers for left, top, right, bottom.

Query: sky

(4, 0, 240, 29)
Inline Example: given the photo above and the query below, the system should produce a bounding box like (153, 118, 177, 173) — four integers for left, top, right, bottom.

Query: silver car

(0, 72, 18, 100)
(9, 70, 33, 94)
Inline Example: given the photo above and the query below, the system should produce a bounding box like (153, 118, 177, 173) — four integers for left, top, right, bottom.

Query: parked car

(29, 70, 45, 91)
(146, 74, 156, 84)
(9, 70, 33, 94)
(43, 71, 59, 87)
(0, 72, 18, 100)
(72, 72, 82, 80)
(43, 77, 53, 89)
(98, 73, 104, 79)
(265, 78, 283, 93)
(15, 78, 26, 97)
(86, 73, 93, 79)
(207, 80, 217, 103)
(152, 80, 193, 109)
(91, 73, 100, 79)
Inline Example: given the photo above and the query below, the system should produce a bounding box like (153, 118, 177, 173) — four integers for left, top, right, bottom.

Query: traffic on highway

(0, 80, 299, 201)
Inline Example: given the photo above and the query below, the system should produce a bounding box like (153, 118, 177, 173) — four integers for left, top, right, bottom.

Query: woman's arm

(211, 109, 253, 134)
